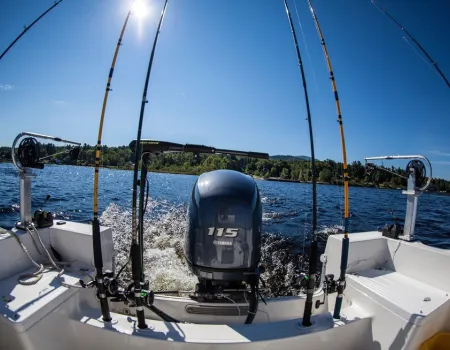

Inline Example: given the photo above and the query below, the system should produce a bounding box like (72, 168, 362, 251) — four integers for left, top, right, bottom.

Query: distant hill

(270, 155, 312, 161)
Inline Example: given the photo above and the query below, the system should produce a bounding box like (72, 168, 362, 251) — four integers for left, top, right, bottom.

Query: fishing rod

(306, 0, 350, 320)
(131, 0, 169, 329)
(91, 5, 134, 323)
(129, 140, 270, 159)
(371, 0, 450, 89)
(0, 0, 64, 62)
(283, 0, 317, 327)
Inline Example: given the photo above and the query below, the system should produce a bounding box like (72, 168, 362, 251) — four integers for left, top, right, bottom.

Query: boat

(1, 1, 449, 350)
(2, 138, 449, 350)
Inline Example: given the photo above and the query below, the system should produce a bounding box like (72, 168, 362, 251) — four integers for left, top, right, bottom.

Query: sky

(0, 0, 449, 179)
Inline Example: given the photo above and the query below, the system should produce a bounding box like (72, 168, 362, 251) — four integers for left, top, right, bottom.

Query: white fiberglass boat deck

(1, 221, 449, 350)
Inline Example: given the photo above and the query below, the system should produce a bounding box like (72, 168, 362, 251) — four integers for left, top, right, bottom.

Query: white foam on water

(316, 224, 344, 240)
(101, 202, 196, 292)
(100, 200, 340, 296)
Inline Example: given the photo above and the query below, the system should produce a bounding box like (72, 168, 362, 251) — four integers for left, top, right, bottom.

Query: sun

(132, 0, 149, 19)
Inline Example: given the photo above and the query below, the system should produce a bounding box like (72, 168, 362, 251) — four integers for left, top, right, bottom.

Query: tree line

(1, 143, 450, 192)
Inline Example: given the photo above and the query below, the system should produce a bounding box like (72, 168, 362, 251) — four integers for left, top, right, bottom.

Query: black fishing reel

(102, 270, 120, 296)
(106, 280, 160, 316)
(79, 270, 121, 297)
(18, 137, 44, 169)
(406, 160, 426, 187)
(323, 274, 337, 295)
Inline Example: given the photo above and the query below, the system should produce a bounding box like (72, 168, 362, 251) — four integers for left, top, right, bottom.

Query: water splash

(100, 201, 310, 297)
(101, 202, 197, 292)
(316, 224, 344, 240)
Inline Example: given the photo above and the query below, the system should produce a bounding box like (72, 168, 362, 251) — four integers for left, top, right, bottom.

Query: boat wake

(101, 201, 341, 297)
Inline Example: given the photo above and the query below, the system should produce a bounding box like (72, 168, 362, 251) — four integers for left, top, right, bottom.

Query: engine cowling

(184, 169, 262, 283)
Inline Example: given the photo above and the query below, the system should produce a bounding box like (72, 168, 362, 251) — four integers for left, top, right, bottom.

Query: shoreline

(1, 161, 449, 195)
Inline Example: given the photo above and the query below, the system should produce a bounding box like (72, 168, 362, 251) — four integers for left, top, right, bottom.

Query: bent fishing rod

(371, 0, 450, 89)
(283, 0, 318, 327)
(0, 0, 64, 62)
(306, 0, 350, 320)
(131, 0, 169, 329)
(91, 5, 134, 323)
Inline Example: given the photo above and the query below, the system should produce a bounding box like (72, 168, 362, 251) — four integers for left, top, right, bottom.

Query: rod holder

(399, 167, 418, 242)
(11, 132, 81, 230)
(16, 169, 36, 229)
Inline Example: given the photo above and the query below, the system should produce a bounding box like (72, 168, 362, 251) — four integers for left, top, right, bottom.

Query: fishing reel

(12, 132, 82, 172)
(104, 279, 159, 315)
(79, 270, 151, 307)
(323, 274, 337, 295)
(18, 137, 44, 169)
(79, 270, 120, 298)
(102, 270, 120, 296)
(406, 160, 426, 188)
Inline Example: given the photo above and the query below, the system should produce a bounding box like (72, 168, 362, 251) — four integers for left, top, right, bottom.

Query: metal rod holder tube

(18, 169, 35, 228)
(400, 168, 418, 241)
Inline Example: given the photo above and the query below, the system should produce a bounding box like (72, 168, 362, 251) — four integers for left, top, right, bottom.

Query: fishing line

(306, 0, 350, 320)
(223, 296, 241, 318)
(402, 36, 443, 80)
(293, 0, 318, 92)
(115, 253, 131, 282)
(368, 161, 402, 221)
(373, 178, 396, 220)
(91, 3, 134, 323)
(371, 0, 450, 89)
(283, 0, 318, 328)
(380, 165, 407, 180)
(0, 0, 64, 62)
(39, 148, 77, 160)
(258, 309, 271, 323)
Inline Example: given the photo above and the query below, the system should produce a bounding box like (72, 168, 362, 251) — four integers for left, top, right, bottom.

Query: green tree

(319, 168, 333, 183)
(280, 168, 289, 179)
(270, 167, 278, 177)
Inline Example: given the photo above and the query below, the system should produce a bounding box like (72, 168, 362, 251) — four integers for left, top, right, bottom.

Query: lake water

(1, 163, 449, 295)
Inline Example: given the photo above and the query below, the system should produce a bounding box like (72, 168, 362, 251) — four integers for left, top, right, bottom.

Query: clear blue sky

(1, 0, 449, 179)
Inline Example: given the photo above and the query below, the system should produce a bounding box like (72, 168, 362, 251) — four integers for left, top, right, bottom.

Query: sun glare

(132, 0, 149, 19)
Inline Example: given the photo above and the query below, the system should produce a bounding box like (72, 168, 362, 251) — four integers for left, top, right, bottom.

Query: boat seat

(0, 268, 85, 332)
(346, 268, 450, 326)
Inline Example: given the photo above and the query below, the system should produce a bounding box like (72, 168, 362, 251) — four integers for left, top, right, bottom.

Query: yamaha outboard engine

(185, 169, 263, 323)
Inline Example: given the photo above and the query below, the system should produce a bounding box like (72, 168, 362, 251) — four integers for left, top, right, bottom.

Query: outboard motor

(185, 169, 263, 323)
